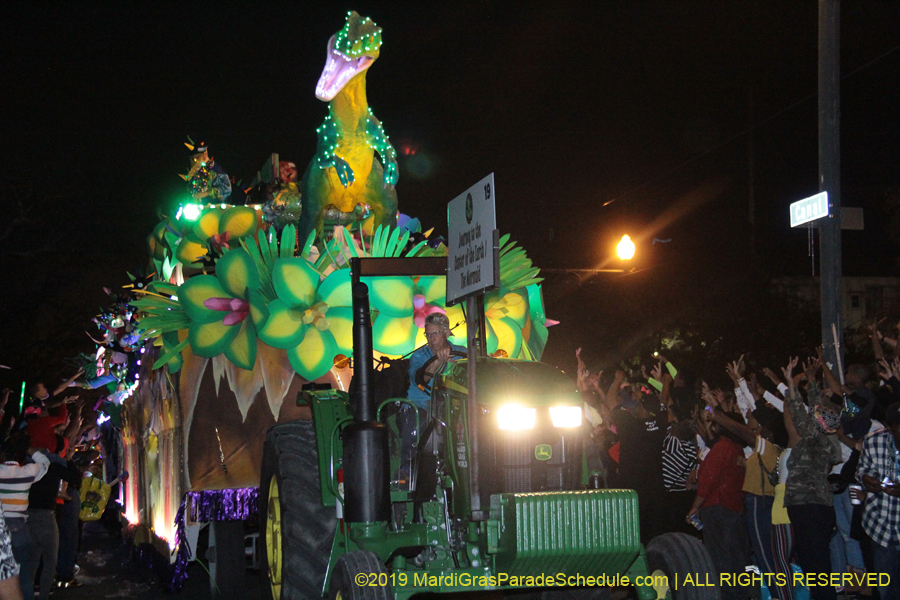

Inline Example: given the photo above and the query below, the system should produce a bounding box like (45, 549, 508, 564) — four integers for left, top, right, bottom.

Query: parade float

(112, 11, 551, 591)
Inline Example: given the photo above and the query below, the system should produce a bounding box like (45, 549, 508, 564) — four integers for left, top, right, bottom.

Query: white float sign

(447, 173, 497, 305)
(790, 191, 829, 227)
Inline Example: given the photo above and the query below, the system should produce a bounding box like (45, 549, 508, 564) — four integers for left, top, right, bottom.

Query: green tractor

(260, 257, 718, 600)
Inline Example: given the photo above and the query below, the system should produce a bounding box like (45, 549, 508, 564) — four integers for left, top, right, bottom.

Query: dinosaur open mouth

(315, 34, 374, 101)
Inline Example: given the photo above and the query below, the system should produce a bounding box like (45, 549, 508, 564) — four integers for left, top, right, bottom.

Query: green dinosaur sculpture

(298, 11, 399, 243)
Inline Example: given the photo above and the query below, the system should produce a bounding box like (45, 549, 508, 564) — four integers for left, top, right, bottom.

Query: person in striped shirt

(0, 432, 49, 600)
(0, 504, 23, 600)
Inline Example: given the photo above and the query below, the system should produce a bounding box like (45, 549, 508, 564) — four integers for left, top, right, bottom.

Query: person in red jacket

(687, 410, 754, 600)
(25, 413, 68, 453)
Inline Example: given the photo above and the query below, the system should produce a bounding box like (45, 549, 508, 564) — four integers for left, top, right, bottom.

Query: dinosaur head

(315, 11, 382, 101)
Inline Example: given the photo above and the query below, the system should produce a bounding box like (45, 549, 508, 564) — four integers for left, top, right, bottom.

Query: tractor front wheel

(646, 532, 721, 600)
(328, 550, 392, 600)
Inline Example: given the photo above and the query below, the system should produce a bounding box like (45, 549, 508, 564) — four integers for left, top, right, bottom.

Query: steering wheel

(416, 350, 468, 396)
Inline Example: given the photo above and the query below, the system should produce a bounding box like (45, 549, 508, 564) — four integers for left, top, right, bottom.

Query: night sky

(2, 2, 900, 383)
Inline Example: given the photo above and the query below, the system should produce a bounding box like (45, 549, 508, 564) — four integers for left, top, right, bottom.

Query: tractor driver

(407, 313, 465, 404)
(396, 313, 465, 487)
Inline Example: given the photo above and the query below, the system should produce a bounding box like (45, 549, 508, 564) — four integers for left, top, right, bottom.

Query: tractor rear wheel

(646, 532, 721, 600)
(260, 421, 336, 600)
(328, 550, 392, 600)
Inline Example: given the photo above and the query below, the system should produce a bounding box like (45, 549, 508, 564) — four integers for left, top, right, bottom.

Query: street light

(616, 235, 635, 260)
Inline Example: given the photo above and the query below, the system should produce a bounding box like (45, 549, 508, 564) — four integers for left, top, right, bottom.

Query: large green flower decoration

(256, 259, 353, 381)
(177, 247, 261, 369)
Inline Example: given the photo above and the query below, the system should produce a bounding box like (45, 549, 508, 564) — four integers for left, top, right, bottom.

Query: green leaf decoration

(404, 239, 428, 257)
(256, 299, 307, 349)
(216, 248, 260, 298)
(526, 283, 547, 325)
(219, 206, 259, 239)
(225, 318, 257, 370)
(279, 225, 298, 258)
(179, 276, 228, 324)
(248, 290, 270, 328)
(496, 235, 541, 292)
(153, 336, 189, 370)
(189, 320, 241, 358)
(176, 237, 209, 266)
(526, 319, 549, 360)
(326, 307, 354, 355)
(364, 276, 414, 317)
(273, 257, 319, 309)
(299, 228, 317, 259)
(316, 268, 351, 306)
(241, 231, 277, 302)
(372, 314, 417, 356)
(286, 328, 337, 381)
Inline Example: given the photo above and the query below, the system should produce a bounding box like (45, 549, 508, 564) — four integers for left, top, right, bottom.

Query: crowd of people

(576, 323, 900, 600)
(0, 371, 100, 600)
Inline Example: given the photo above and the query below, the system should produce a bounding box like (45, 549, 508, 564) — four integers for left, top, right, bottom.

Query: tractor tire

(646, 532, 721, 600)
(328, 550, 392, 600)
(260, 421, 337, 600)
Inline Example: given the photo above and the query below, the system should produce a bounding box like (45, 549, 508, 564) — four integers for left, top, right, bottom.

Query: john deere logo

(535, 444, 552, 460)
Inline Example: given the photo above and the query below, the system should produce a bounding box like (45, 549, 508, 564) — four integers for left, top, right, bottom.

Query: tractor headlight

(496, 405, 537, 431)
(549, 405, 583, 428)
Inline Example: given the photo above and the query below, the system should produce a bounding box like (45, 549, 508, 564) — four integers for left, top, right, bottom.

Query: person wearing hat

(781, 358, 842, 600)
(856, 402, 900, 600)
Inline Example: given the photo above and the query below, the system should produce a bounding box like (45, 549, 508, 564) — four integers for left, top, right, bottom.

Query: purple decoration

(168, 487, 260, 592)
(188, 487, 259, 522)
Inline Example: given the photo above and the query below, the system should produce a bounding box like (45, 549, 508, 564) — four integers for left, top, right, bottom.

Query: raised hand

(802, 357, 821, 382)
(576, 348, 588, 390)
(651, 362, 664, 382)
(782, 356, 799, 381)
(725, 361, 739, 385)
(878, 357, 893, 381)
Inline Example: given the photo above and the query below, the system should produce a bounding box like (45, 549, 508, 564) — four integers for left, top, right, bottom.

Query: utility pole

(818, 0, 842, 368)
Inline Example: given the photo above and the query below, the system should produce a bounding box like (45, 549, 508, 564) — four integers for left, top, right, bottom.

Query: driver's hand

(436, 345, 452, 362)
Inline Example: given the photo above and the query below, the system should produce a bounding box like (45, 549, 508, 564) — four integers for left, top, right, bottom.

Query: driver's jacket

(407, 343, 466, 409)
